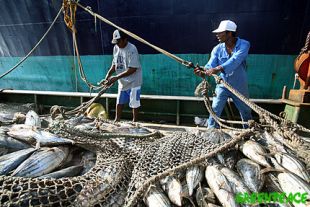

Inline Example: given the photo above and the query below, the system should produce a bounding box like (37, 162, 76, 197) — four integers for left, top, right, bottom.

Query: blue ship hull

(0, 0, 309, 98)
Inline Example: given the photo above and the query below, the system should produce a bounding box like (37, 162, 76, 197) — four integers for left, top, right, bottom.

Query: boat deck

(0, 89, 284, 126)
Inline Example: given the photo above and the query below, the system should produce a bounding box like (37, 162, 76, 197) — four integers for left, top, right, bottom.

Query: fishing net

(0, 116, 253, 207)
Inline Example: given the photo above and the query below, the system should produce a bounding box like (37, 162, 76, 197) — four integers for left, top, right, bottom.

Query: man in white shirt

(104, 30, 142, 122)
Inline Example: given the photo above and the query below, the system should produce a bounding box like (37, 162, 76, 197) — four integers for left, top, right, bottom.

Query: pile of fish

(0, 103, 153, 181)
(1, 102, 310, 207)
(0, 110, 99, 179)
(142, 129, 310, 207)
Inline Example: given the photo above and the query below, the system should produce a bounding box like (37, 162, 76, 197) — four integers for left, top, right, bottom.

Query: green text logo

(235, 192, 308, 204)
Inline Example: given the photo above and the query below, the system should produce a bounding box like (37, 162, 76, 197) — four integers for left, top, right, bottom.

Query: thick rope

(74, 2, 193, 68)
(0, 6, 63, 79)
(212, 74, 310, 132)
(198, 79, 248, 130)
(72, 24, 103, 90)
(65, 83, 110, 115)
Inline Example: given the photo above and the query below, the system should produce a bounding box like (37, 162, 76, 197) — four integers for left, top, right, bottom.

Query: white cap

(111, 29, 121, 44)
(212, 20, 237, 33)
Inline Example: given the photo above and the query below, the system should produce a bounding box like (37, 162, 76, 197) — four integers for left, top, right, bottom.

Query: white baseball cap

(111, 29, 121, 44)
(212, 20, 237, 33)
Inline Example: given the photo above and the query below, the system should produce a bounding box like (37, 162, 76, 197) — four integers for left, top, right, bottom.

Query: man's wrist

(215, 65, 223, 72)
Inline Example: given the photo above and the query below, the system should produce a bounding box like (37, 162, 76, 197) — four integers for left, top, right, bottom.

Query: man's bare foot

(113, 118, 120, 124)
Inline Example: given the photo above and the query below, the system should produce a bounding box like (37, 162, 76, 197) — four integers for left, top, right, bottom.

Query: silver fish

(160, 176, 170, 191)
(25, 110, 41, 127)
(110, 126, 151, 135)
(75, 160, 126, 207)
(264, 172, 296, 207)
(0, 148, 36, 175)
(195, 186, 216, 207)
(180, 180, 190, 198)
(216, 150, 240, 169)
(7, 124, 38, 144)
(0, 112, 14, 122)
(0, 127, 31, 149)
(261, 131, 287, 153)
(80, 151, 96, 175)
(236, 158, 265, 192)
(200, 128, 232, 144)
(220, 166, 251, 194)
(205, 165, 238, 207)
(0, 147, 8, 156)
(65, 115, 90, 126)
(75, 177, 114, 207)
(274, 152, 310, 182)
(278, 172, 310, 207)
(186, 165, 204, 196)
(12, 147, 69, 177)
(240, 140, 270, 167)
(163, 176, 182, 206)
(33, 130, 74, 146)
(105, 190, 127, 207)
(39, 165, 83, 179)
(144, 185, 171, 207)
(74, 122, 96, 131)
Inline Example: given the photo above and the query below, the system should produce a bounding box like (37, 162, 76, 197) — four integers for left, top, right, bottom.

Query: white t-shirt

(112, 42, 142, 91)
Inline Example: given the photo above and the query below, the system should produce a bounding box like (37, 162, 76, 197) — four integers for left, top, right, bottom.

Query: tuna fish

(205, 165, 239, 207)
(39, 165, 83, 179)
(8, 125, 74, 146)
(0, 148, 36, 175)
(0, 136, 31, 150)
(195, 186, 216, 207)
(7, 124, 38, 144)
(25, 110, 41, 127)
(236, 158, 265, 192)
(181, 180, 190, 198)
(216, 149, 240, 169)
(186, 165, 204, 196)
(74, 122, 96, 131)
(65, 115, 91, 126)
(12, 147, 69, 177)
(76, 161, 125, 207)
(80, 151, 96, 175)
(160, 176, 182, 206)
(144, 185, 171, 207)
(0, 127, 31, 149)
(278, 173, 310, 207)
(33, 130, 74, 146)
(274, 152, 310, 182)
(0, 147, 8, 156)
(200, 129, 232, 144)
(110, 125, 151, 135)
(240, 140, 270, 167)
(261, 131, 287, 153)
(220, 166, 251, 194)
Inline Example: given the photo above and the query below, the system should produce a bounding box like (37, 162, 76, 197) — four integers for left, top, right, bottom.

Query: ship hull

(0, 0, 309, 99)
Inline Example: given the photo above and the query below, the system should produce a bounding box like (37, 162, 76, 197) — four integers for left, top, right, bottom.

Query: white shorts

(117, 86, 141, 108)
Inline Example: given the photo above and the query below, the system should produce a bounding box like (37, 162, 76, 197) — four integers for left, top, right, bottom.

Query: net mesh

(0, 119, 252, 206)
